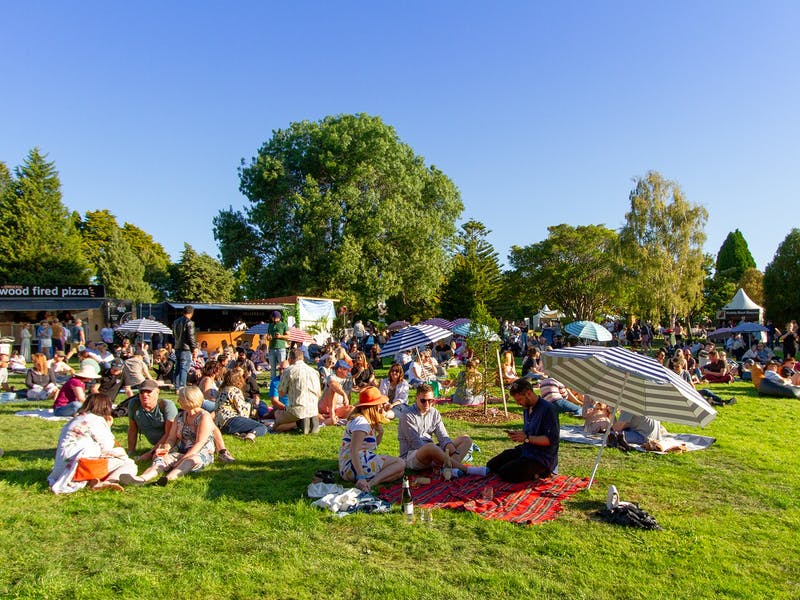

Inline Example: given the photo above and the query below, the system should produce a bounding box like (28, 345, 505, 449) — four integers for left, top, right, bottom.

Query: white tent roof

(722, 288, 762, 311)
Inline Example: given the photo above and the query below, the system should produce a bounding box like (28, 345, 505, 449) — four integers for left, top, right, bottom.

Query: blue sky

(2, 1, 798, 272)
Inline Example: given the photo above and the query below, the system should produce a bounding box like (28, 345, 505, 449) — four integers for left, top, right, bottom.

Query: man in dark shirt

(172, 305, 197, 389)
(487, 378, 559, 482)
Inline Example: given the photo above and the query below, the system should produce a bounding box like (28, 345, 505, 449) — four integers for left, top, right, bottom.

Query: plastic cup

(419, 507, 433, 524)
(481, 486, 494, 502)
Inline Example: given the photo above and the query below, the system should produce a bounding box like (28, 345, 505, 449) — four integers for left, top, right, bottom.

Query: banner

(0, 285, 105, 299)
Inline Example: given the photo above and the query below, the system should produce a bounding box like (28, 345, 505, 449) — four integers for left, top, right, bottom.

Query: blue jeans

(54, 401, 82, 417)
(174, 350, 192, 389)
(270, 348, 286, 380)
(550, 398, 581, 416)
(201, 399, 217, 413)
(223, 416, 268, 437)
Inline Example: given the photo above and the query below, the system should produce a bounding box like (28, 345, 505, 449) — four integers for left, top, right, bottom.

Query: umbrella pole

(495, 347, 508, 415)
(587, 372, 628, 490)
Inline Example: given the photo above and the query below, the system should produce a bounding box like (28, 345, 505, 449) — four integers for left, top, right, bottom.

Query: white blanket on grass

(15, 409, 71, 421)
(559, 424, 715, 453)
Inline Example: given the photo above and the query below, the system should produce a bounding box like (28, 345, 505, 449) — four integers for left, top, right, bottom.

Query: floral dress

(338, 415, 384, 481)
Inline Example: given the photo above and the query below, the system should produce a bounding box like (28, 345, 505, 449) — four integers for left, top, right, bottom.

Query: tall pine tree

(715, 229, 756, 281)
(0, 149, 90, 284)
(96, 228, 155, 303)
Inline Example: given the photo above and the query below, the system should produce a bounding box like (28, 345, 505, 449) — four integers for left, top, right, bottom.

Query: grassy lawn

(0, 366, 798, 599)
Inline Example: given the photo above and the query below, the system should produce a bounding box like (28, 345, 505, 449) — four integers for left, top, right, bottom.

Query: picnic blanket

(15, 409, 71, 422)
(559, 424, 715, 453)
(379, 473, 588, 525)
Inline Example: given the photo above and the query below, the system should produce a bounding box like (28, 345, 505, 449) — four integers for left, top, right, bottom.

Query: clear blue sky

(3, 1, 798, 272)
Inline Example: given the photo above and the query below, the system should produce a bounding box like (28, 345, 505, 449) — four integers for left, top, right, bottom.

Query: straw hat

(74, 366, 101, 379)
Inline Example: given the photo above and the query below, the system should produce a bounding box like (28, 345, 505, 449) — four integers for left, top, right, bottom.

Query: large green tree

(739, 267, 764, 307)
(169, 243, 234, 303)
(509, 224, 621, 321)
(0, 149, 91, 284)
(618, 171, 708, 324)
(440, 220, 503, 319)
(227, 113, 463, 309)
(96, 228, 155, 303)
(763, 229, 800, 325)
(715, 229, 756, 281)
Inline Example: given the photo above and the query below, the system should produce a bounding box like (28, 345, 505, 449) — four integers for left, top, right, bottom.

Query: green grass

(0, 369, 798, 599)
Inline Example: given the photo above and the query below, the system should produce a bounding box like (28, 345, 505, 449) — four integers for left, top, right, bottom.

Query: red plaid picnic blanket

(379, 473, 588, 525)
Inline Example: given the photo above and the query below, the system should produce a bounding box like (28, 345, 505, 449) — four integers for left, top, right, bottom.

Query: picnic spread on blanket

(379, 473, 588, 525)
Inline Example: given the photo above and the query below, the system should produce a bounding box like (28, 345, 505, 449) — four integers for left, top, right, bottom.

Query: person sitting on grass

(274, 349, 322, 434)
(350, 351, 377, 393)
(763, 360, 800, 387)
(319, 359, 355, 426)
(127, 380, 235, 464)
(48, 350, 74, 384)
(214, 367, 268, 442)
(500, 350, 519, 385)
(701, 350, 734, 383)
(52, 367, 101, 417)
(487, 378, 559, 483)
(581, 394, 611, 434)
(25, 352, 59, 400)
(669, 356, 735, 407)
(450, 359, 484, 406)
(538, 375, 583, 416)
(48, 393, 138, 494)
(339, 387, 406, 492)
(397, 384, 483, 475)
(120, 385, 216, 487)
(521, 347, 545, 381)
(379, 362, 411, 418)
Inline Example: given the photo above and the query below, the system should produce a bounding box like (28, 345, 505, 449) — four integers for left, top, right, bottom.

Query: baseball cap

(334, 360, 352, 371)
(139, 380, 159, 392)
(110, 358, 124, 370)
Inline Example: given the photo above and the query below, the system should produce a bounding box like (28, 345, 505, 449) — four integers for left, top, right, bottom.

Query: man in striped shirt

(537, 376, 582, 416)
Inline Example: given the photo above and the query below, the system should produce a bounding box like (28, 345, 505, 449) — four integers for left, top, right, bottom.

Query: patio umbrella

(420, 317, 454, 330)
(451, 318, 471, 327)
(245, 323, 270, 335)
(115, 318, 173, 336)
(706, 327, 733, 340)
(731, 322, 768, 334)
(287, 327, 315, 344)
(564, 320, 612, 342)
(542, 345, 717, 488)
(379, 324, 452, 357)
(388, 320, 410, 332)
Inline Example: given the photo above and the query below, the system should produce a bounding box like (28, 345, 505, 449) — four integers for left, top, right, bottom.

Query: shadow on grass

(0, 467, 52, 488)
(205, 457, 340, 503)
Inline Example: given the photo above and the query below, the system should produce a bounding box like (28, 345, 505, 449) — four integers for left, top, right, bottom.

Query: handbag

(73, 457, 110, 482)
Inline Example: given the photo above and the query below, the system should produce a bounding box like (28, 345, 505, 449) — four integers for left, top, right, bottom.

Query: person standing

(20, 322, 32, 362)
(172, 305, 197, 389)
(70, 319, 86, 353)
(267, 310, 289, 380)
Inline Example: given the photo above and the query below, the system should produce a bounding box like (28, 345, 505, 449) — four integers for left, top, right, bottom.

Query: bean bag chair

(758, 378, 800, 399)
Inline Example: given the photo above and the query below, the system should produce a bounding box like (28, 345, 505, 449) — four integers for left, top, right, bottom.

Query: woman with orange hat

(339, 387, 406, 492)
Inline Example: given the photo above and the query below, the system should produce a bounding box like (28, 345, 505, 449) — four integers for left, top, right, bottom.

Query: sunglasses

(418, 397, 434, 404)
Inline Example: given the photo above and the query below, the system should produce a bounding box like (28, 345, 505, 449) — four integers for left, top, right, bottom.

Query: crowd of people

(2, 309, 791, 496)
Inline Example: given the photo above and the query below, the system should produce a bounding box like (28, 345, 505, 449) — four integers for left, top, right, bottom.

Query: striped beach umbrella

(115, 318, 173, 335)
(287, 327, 315, 344)
(245, 323, 270, 335)
(564, 320, 612, 342)
(420, 317, 454, 330)
(542, 345, 717, 487)
(379, 324, 452, 357)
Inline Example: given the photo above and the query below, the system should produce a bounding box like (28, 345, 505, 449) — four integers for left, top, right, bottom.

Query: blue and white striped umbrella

(543, 346, 717, 427)
(419, 317, 454, 330)
(379, 324, 452, 357)
(246, 323, 270, 335)
(564, 320, 612, 342)
(115, 318, 173, 335)
(543, 345, 716, 488)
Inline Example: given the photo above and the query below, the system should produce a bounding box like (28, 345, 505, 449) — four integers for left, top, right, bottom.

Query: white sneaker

(119, 473, 147, 486)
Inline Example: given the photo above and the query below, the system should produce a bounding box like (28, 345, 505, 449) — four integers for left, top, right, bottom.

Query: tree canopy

(715, 229, 756, 281)
(0, 149, 91, 284)
(763, 228, 800, 325)
(618, 171, 707, 324)
(440, 220, 503, 320)
(227, 113, 463, 308)
(96, 228, 155, 303)
(169, 244, 234, 303)
(509, 223, 621, 321)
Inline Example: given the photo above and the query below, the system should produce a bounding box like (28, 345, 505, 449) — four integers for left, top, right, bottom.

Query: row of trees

(3, 114, 799, 326)
(0, 149, 234, 303)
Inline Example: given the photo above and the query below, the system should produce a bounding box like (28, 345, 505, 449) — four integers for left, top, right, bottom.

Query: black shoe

(156, 476, 170, 487)
(607, 433, 619, 448)
(616, 433, 632, 452)
(727, 397, 737, 405)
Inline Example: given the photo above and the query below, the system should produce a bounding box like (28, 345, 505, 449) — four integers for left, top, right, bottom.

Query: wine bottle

(401, 476, 414, 524)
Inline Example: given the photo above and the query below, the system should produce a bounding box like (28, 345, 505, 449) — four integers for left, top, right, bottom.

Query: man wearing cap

(126, 380, 179, 462)
(319, 359, 355, 425)
(52, 366, 101, 417)
(487, 378, 559, 482)
(267, 310, 289, 380)
(397, 384, 475, 473)
(93, 358, 125, 399)
(126, 380, 236, 464)
(275, 348, 321, 433)
(172, 305, 197, 389)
